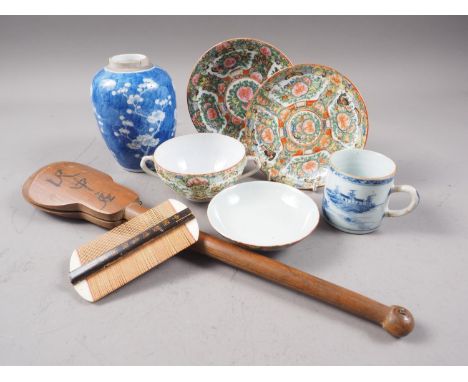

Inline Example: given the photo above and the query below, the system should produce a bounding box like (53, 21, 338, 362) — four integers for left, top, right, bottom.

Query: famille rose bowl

(140, 133, 260, 202)
(207, 181, 320, 250)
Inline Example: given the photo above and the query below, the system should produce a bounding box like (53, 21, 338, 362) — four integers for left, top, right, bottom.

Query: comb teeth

(69, 199, 199, 302)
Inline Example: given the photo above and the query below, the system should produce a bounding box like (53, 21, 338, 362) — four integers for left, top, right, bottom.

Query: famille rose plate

(187, 38, 292, 142)
(245, 64, 369, 189)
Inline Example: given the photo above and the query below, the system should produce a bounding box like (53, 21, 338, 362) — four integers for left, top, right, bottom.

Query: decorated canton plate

(187, 38, 292, 142)
(245, 64, 369, 189)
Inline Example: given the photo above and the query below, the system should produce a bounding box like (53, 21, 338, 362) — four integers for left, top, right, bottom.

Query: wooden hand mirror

(22, 162, 144, 228)
(23, 161, 415, 337)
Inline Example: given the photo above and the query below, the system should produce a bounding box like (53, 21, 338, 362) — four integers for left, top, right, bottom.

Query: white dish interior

(330, 149, 396, 179)
(207, 181, 320, 248)
(154, 133, 245, 174)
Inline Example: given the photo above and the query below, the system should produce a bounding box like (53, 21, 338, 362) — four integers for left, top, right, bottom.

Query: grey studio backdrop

(0, 16, 467, 365)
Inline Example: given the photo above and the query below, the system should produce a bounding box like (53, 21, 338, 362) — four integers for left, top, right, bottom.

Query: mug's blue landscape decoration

(322, 149, 420, 234)
(323, 172, 391, 233)
(325, 187, 378, 213)
(323, 184, 386, 233)
(91, 54, 176, 171)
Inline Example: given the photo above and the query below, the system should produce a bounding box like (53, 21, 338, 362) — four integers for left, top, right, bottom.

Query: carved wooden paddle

(23, 162, 414, 337)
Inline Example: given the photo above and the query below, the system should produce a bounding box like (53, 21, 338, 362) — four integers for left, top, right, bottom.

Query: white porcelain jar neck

(106, 53, 153, 72)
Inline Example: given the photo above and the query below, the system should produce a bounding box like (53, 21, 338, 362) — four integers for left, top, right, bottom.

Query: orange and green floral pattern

(245, 64, 369, 190)
(187, 39, 292, 142)
(155, 157, 247, 202)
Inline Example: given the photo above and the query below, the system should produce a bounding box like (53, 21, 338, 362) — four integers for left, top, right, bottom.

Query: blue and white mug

(322, 149, 419, 234)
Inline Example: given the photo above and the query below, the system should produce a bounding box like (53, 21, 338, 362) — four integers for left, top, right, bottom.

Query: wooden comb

(23, 162, 415, 337)
(70, 200, 198, 302)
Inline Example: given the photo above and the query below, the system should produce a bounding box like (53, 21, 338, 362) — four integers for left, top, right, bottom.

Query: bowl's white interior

(154, 133, 245, 174)
(208, 181, 320, 247)
(330, 149, 396, 179)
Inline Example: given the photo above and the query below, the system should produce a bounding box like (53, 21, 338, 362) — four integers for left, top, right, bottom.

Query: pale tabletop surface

(1, 16, 467, 365)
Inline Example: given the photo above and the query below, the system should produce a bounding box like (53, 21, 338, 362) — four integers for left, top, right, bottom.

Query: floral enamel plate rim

(245, 63, 369, 190)
(187, 37, 292, 142)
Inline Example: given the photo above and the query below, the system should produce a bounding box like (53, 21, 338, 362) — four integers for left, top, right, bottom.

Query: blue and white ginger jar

(91, 53, 176, 171)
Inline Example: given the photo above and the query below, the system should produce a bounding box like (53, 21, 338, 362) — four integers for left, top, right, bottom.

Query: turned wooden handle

(126, 203, 414, 337)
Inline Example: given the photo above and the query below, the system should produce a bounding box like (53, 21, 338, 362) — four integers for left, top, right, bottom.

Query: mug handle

(239, 156, 261, 180)
(140, 155, 159, 177)
(384, 185, 420, 218)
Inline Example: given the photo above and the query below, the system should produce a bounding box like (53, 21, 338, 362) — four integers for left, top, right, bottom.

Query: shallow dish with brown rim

(207, 181, 320, 250)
